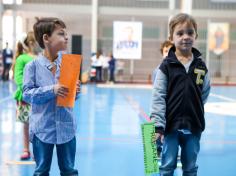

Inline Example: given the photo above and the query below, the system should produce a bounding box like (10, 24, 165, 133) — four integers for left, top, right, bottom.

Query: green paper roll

(141, 122, 159, 175)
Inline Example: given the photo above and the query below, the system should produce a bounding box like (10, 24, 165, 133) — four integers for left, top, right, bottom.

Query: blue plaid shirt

(23, 53, 77, 144)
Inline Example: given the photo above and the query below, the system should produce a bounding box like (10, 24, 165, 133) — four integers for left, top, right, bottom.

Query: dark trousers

(32, 135, 78, 176)
(2, 64, 11, 81)
(109, 68, 115, 82)
(95, 66, 102, 82)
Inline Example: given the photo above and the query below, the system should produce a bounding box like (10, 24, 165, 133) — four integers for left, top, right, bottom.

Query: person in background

(150, 13, 211, 176)
(152, 40, 173, 157)
(108, 52, 116, 83)
(116, 60, 125, 82)
(0, 55, 3, 78)
(101, 53, 109, 82)
(2, 42, 13, 81)
(12, 31, 37, 160)
(152, 40, 173, 84)
(90, 53, 97, 82)
(95, 50, 103, 82)
(23, 17, 80, 176)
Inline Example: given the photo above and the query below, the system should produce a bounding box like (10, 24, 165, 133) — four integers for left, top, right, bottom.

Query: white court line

(97, 84, 236, 102)
(210, 93, 236, 102)
(0, 96, 13, 104)
(97, 83, 152, 89)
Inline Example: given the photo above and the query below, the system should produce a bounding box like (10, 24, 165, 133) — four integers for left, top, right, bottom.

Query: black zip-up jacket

(157, 47, 209, 134)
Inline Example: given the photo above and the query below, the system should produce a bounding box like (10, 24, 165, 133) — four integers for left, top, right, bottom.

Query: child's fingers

(153, 133, 163, 143)
(59, 84, 68, 90)
(155, 133, 161, 140)
(160, 135, 164, 143)
(77, 80, 81, 84)
(152, 133, 159, 143)
(76, 88, 80, 93)
(76, 80, 81, 93)
(61, 86, 69, 93)
(57, 86, 69, 97)
(58, 91, 68, 97)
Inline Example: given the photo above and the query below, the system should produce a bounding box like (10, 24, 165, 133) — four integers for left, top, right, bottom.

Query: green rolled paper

(141, 122, 159, 175)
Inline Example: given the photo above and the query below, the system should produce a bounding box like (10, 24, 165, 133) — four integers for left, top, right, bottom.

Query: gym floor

(0, 81, 236, 176)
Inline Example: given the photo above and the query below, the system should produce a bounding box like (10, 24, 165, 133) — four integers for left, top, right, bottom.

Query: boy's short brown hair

(33, 17, 66, 49)
(169, 13, 198, 41)
(160, 40, 173, 54)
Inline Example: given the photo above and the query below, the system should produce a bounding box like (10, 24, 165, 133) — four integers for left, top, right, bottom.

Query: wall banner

(208, 22, 229, 55)
(113, 21, 142, 59)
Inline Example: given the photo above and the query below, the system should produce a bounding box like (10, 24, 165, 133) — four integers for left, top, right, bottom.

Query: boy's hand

(76, 80, 81, 94)
(154, 133, 164, 144)
(54, 84, 69, 98)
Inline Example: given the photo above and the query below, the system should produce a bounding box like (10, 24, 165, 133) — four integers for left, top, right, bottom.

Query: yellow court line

(5, 160, 35, 165)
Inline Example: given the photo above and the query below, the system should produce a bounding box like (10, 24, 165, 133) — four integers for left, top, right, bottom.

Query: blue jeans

(32, 135, 78, 176)
(159, 131, 201, 176)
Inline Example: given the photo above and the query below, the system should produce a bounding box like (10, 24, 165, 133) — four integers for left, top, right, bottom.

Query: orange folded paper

(57, 54, 82, 107)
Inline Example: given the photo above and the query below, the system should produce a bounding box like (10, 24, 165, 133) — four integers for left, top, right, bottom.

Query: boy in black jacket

(150, 13, 211, 176)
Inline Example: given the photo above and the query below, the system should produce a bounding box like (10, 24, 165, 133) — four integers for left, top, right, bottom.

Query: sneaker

(177, 154, 181, 161)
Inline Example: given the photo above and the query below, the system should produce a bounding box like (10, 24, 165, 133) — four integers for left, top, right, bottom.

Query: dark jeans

(109, 68, 115, 82)
(160, 131, 201, 176)
(103, 68, 109, 82)
(95, 66, 102, 82)
(2, 64, 11, 81)
(32, 135, 78, 176)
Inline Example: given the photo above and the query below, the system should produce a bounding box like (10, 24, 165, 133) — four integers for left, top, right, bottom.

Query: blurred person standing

(116, 60, 125, 82)
(12, 31, 38, 160)
(90, 53, 97, 82)
(101, 54, 109, 82)
(2, 42, 13, 81)
(91, 50, 103, 82)
(108, 52, 116, 83)
(152, 40, 173, 84)
(0, 54, 3, 77)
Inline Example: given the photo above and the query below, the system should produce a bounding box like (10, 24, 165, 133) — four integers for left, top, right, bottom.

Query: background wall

(1, 0, 236, 83)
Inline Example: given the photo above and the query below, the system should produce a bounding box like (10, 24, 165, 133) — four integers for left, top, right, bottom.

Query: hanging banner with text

(208, 22, 229, 55)
(113, 21, 142, 59)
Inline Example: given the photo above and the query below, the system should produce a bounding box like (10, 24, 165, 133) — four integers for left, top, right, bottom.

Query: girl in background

(12, 31, 38, 160)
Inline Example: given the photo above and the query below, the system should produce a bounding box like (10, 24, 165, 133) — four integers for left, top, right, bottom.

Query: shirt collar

(166, 46, 202, 64)
(38, 52, 62, 70)
(168, 46, 202, 58)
